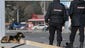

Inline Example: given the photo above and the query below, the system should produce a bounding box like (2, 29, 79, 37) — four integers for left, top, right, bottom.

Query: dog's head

(16, 32, 25, 38)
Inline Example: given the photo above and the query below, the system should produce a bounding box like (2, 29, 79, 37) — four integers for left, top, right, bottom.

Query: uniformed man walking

(68, 0, 85, 48)
(45, 0, 68, 46)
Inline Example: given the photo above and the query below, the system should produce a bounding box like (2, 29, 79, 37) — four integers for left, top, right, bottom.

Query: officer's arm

(45, 3, 52, 23)
(69, 1, 74, 19)
(63, 6, 68, 21)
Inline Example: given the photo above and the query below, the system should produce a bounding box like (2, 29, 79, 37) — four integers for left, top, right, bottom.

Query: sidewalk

(0, 40, 62, 48)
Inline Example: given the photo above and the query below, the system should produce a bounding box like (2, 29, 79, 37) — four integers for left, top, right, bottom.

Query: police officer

(45, 0, 68, 46)
(68, 0, 85, 48)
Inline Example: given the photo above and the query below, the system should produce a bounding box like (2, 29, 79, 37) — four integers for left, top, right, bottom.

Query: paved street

(5, 30, 85, 48)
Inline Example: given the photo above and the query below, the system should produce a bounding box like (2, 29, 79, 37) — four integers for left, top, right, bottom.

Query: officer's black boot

(79, 42, 83, 48)
(69, 43, 73, 48)
(65, 42, 73, 48)
(57, 41, 61, 47)
(49, 42, 53, 45)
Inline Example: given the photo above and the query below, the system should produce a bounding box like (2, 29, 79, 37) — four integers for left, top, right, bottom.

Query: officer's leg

(69, 26, 78, 47)
(79, 26, 84, 48)
(49, 25, 56, 45)
(56, 25, 62, 46)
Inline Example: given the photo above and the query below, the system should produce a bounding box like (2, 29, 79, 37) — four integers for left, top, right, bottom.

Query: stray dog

(1, 32, 25, 43)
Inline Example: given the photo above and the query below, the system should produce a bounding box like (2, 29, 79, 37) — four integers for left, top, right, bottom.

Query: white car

(32, 24, 48, 30)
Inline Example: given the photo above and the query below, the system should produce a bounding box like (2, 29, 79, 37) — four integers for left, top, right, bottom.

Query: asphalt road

(6, 30, 85, 48)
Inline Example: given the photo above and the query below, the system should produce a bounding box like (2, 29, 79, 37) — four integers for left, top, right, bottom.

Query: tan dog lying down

(1, 32, 25, 43)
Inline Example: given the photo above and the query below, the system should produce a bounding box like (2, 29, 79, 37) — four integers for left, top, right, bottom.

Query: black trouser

(70, 26, 84, 44)
(49, 24, 62, 45)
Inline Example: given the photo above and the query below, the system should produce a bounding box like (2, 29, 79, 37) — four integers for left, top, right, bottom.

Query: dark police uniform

(45, 0, 68, 46)
(69, 0, 85, 48)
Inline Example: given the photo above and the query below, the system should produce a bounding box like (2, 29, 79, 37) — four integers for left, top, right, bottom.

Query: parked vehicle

(32, 24, 48, 30)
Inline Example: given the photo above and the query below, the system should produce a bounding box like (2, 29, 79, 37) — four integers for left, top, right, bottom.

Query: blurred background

(5, 0, 71, 32)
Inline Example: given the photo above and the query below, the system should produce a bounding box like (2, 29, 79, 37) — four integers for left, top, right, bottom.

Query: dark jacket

(69, 1, 85, 26)
(45, 1, 68, 25)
